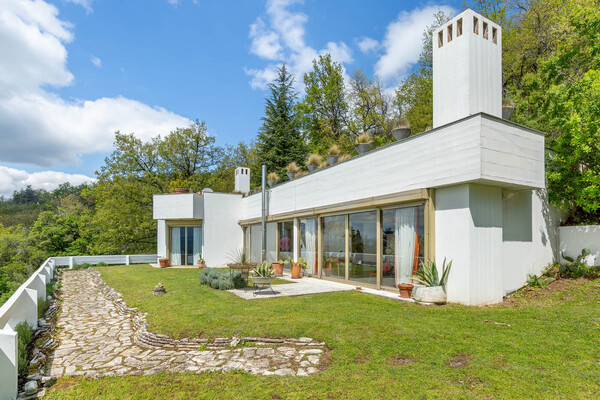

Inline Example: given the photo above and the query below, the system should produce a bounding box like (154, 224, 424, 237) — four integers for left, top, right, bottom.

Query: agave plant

(411, 258, 452, 287)
(253, 261, 274, 277)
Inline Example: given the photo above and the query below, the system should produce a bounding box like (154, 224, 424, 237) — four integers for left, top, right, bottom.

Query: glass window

(267, 222, 277, 262)
(250, 224, 261, 262)
(349, 211, 377, 285)
(170, 225, 202, 266)
(300, 218, 318, 274)
(381, 205, 425, 287)
(322, 215, 346, 279)
(278, 221, 294, 262)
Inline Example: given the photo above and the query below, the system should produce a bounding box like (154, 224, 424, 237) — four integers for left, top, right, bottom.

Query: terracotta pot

(323, 263, 332, 276)
(291, 264, 302, 279)
(197, 260, 206, 269)
(272, 262, 284, 276)
(397, 283, 414, 298)
(173, 187, 190, 193)
(158, 258, 169, 268)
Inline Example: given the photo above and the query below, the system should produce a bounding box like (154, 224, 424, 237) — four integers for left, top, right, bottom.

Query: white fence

(0, 254, 157, 400)
(559, 225, 600, 266)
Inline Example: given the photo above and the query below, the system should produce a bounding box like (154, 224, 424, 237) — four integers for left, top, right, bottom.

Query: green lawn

(46, 265, 600, 399)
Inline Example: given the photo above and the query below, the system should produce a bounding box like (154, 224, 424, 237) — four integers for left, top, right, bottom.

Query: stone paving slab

(48, 270, 327, 378)
(230, 274, 355, 300)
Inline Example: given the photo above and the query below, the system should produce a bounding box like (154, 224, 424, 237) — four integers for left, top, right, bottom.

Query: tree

(394, 10, 451, 134)
(257, 64, 308, 180)
(347, 69, 393, 145)
(518, 3, 600, 223)
(299, 54, 350, 154)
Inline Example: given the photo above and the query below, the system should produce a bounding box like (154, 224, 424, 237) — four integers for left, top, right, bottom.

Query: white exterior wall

(157, 220, 167, 259)
(242, 114, 545, 220)
(559, 225, 600, 266)
(202, 193, 244, 267)
(153, 194, 203, 220)
(436, 184, 503, 305)
(433, 10, 502, 128)
(502, 190, 560, 293)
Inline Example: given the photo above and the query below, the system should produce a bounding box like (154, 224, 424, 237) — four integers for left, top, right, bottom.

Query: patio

(230, 273, 415, 302)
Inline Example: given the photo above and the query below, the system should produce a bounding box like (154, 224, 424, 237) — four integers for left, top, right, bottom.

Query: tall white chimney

(432, 9, 502, 128)
(234, 167, 250, 194)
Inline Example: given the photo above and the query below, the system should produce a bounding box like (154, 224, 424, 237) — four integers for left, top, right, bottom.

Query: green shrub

(526, 274, 555, 288)
(560, 248, 596, 278)
(15, 322, 34, 374)
(37, 298, 48, 318)
(73, 263, 91, 270)
(199, 268, 245, 290)
(96, 262, 108, 267)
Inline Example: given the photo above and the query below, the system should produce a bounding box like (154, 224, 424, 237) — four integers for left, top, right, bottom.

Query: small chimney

(234, 167, 250, 194)
(432, 9, 502, 128)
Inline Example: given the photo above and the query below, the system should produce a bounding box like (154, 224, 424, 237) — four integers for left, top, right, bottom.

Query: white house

(153, 9, 561, 305)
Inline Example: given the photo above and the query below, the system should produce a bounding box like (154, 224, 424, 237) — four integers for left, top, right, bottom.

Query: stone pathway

(47, 270, 326, 378)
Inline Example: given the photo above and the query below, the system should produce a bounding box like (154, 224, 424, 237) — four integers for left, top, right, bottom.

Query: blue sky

(0, 0, 461, 196)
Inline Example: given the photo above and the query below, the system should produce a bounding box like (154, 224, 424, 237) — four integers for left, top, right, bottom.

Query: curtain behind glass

(193, 227, 202, 264)
(267, 222, 277, 261)
(395, 208, 416, 284)
(171, 227, 182, 266)
(305, 218, 317, 274)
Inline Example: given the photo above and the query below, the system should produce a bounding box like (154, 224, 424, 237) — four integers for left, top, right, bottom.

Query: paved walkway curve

(48, 270, 326, 378)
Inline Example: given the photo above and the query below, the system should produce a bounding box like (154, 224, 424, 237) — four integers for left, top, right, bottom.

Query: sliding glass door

(381, 205, 425, 288)
(300, 218, 318, 274)
(322, 215, 346, 279)
(170, 225, 202, 266)
(349, 211, 377, 285)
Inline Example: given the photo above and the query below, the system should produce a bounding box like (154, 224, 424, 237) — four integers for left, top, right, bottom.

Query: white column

(0, 326, 18, 400)
(126, 255, 130, 265)
(293, 218, 299, 262)
(69, 257, 74, 269)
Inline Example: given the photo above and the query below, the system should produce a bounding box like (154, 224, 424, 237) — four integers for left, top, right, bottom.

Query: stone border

(89, 269, 327, 350)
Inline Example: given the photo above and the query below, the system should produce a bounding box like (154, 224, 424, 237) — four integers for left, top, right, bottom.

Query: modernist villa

(153, 9, 559, 306)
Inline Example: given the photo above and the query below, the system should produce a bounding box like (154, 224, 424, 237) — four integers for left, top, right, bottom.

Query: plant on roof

(317, 161, 329, 170)
(338, 154, 352, 162)
(286, 162, 299, 172)
(267, 172, 280, 181)
(355, 133, 373, 144)
(306, 153, 322, 165)
(328, 144, 340, 156)
(411, 258, 452, 287)
(295, 170, 309, 178)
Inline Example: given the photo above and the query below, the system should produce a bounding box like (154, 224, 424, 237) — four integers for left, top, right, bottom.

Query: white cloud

(375, 5, 454, 83)
(357, 37, 379, 54)
(0, 165, 95, 197)
(90, 55, 102, 67)
(64, 0, 93, 14)
(0, 0, 191, 167)
(246, 0, 352, 90)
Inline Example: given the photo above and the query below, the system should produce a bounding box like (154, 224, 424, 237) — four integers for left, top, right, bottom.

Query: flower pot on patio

(197, 260, 206, 269)
(412, 285, 447, 304)
(272, 262, 284, 276)
(397, 283, 414, 298)
(291, 264, 302, 279)
(159, 258, 169, 268)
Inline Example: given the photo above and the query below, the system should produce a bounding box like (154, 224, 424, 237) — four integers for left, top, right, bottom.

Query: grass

(46, 265, 600, 399)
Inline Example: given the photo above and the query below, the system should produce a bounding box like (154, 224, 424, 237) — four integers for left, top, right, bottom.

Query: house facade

(153, 9, 561, 305)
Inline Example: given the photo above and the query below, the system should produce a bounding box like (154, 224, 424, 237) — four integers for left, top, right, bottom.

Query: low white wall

(52, 255, 158, 267)
(559, 225, 600, 266)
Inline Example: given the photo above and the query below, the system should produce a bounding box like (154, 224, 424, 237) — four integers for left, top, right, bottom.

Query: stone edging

(88, 269, 327, 351)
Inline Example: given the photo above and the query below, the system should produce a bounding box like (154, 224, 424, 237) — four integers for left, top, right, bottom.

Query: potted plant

(158, 257, 169, 268)
(197, 254, 206, 269)
(291, 257, 307, 279)
(397, 282, 414, 298)
(306, 154, 322, 173)
(169, 174, 191, 193)
(355, 133, 373, 155)
(249, 261, 276, 285)
(317, 160, 329, 170)
(392, 119, 411, 141)
(286, 162, 299, 180)
(322, 257, 333, 276)
(295, 170, 309, 178)
(272, 259, 285, 276)
(267, 172, 280, 188)
(338, 154, 352, 162)
(325, 144, 340, 165)
(411, 258, 452, 304)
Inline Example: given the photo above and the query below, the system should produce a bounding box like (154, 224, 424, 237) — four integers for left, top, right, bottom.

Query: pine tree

(257, 64, 308, 181)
